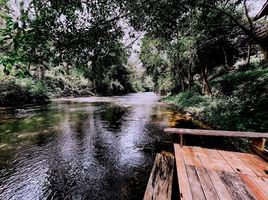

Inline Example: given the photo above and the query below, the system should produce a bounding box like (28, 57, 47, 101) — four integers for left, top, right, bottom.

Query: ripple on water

(0, 92, 206, 200)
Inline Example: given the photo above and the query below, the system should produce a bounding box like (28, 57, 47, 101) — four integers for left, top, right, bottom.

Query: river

(0, 92, 205, 200)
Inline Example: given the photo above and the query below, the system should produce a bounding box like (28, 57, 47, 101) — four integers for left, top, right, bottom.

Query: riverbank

(162, 65, 268, 133)
(0, 82, 49, 107)
(0, 76, 133, 107)
(0, 69, 145, 107)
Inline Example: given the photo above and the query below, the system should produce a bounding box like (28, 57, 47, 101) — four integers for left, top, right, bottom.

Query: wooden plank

(164, 128, 268, 139)
(247, 153, 268, 167)
(218, 171, 257, 200)
(182, 146, 203, 167)
(144, 152, 174, 200)
(208, 149, 235, 172)
(236, 152, 268, 167)
(249, 176, 268, 197)
(194, 147, 234, 172)
(218, 150, 256, 176)
(193, 148, 215, 170)
(195, 167, 219, 200)
(174, 144, 193, 200)
(185, 165, 206, 200)
(235, 152, 268, 178)
(207, 149, 225, 160)
(240, 174, 268, 200)
(206, 170, 233, 200)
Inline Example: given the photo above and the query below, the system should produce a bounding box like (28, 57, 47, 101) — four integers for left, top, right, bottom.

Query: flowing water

(0, 92, 206, 200)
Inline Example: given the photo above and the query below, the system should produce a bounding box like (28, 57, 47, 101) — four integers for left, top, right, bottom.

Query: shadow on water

(0, 92, 209, 200)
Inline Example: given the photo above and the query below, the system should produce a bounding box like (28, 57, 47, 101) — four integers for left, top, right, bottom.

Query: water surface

(0, 92, 204, 200)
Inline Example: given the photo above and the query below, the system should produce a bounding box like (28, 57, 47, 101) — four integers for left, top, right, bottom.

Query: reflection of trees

(44, 110, 102, 199)
(43, 104, 127, 199)
(98, 103, 130, 133)
(1, 94, 174, 199)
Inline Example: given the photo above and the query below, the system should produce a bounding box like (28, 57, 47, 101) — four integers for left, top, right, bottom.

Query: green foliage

(0, 0, 136, 97)
(164, 63, 268, 132)
(140, 36, 183, 94)
(128, 63, 154, 92)
(164, 90, 206, 108)
(0, 80, 48, 107)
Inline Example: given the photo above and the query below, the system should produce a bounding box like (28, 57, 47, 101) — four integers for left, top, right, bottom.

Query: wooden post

(250, 138, 268, 161)
(180, 134, 184, 147)
(251, 138, 266, 150)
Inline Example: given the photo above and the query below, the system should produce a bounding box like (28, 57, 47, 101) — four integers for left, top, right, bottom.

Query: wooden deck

(175, 144, 268, 200)
(144, 128, 268, 200)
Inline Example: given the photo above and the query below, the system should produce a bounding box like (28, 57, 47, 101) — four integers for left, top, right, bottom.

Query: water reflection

(0, 92, 205, 200)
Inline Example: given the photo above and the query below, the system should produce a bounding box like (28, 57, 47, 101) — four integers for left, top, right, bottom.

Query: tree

(0, 0, 134, 94)
(140, 36, 171, 93)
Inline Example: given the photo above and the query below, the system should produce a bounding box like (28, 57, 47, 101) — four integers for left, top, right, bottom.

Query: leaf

(15, 70, 25, 78)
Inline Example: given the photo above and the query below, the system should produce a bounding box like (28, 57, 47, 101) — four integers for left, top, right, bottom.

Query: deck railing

(164, 128, 268, 160)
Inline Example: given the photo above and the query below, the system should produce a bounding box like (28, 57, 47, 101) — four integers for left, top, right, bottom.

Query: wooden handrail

(164, 128, 268, 138)
(164, 128, 268, 160)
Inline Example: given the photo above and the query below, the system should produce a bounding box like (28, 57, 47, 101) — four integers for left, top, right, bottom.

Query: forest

(0, 0, 267, 133)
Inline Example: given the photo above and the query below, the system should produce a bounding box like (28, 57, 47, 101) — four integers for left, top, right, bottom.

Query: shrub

(164, 90, 206, 108)
(0, 81, 48, 107)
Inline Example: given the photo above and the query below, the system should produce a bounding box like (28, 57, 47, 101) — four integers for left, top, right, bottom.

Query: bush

(164, 81, 268, 132)
(164, 90, 206, 108)
(0, 81, 48, 107)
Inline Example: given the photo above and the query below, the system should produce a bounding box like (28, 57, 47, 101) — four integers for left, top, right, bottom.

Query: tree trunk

(174, 61, 185, 92)
(260, 44, 268, 61)
(64, 63, 70, 75)
(246, 44, 251, 64)
(178, 68, 185, 91)
(91, 56, 99, 94)
(27, 62, 31, 75)
(201, 62, 212, 96)
(188, 56, 194, 90)
(223, 47, 228, 66)
(154, 81, 159, 94)
(37, 65, 45, 80)
(188, 66, 192, 90)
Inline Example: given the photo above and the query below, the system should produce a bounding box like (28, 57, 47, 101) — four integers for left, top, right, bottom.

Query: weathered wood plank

(218, 150, 256, 176)
(246, 153, 268, 167)
(174, 144, 193, 200)
(194, 147, 234, 172)
(235, 152, 268, 178)
(164, 128, 268, 138)
(186, 165, 206, 200)
(206, 170, 233, 200)
(240, 174, 268, 200)
(208, 149, 235, 172)
(144, 152, 174, 200)
(218, 171, 257, 200)
(182, 146, 203, 167)
(249, 176, 268, 197)
(174, 145, 268, 200)
(195, 167, 220, 200)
